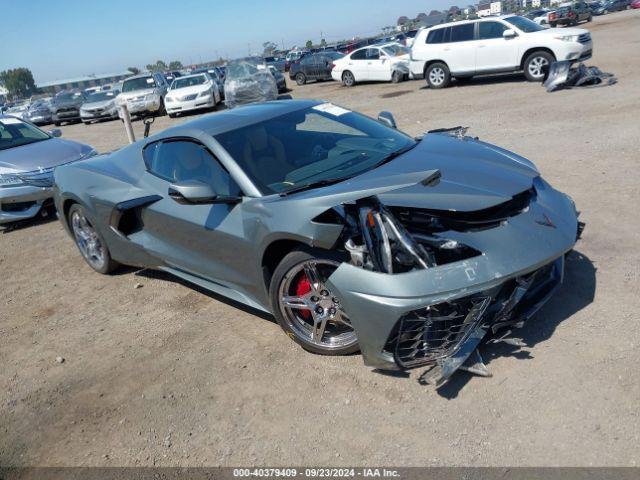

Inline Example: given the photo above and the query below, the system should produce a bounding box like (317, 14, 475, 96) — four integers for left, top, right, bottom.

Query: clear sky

(0, 0, 453, 83)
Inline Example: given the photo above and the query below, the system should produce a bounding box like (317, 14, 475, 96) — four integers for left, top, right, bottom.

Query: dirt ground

(2, 11, 639, 467)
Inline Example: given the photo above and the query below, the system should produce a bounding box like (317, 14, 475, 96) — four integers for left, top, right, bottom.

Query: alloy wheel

(429, 67, 445, 86)
(278, 259, 357, 351)
(71, 210, 106, 270)
(343, 72, 354, 87)
(528, 56, 549, 79)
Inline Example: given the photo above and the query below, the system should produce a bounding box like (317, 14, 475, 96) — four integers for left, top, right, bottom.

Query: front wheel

(342, 70, 355, 87)
(270, 249, 359, 356)
(391, 70, 402, 83)
(68, 204, 119, 274)
(524, 51, 554, 82)
(425, 62, 451, 89)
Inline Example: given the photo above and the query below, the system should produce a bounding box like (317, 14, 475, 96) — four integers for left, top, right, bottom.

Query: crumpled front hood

(0, 138, 92, 174)
(285, 133, 539, 213)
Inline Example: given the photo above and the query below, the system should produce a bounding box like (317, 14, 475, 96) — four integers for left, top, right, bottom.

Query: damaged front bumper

(325, 184, 578, 383)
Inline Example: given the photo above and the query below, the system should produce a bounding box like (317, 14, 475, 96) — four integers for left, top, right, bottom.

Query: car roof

(159, 99, 324, 138)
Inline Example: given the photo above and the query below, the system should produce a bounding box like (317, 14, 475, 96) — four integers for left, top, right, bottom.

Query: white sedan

(165, 73, 221, 117)
(331, 44, 410, 87)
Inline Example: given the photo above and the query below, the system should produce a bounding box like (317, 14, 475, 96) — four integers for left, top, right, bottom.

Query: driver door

(135, 138, 251, 285)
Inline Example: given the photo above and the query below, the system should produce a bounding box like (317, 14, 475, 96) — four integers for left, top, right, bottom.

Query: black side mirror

(48, 129, 62, 137)
(378, 111, 397, 129)
(168, 180, 240, 205)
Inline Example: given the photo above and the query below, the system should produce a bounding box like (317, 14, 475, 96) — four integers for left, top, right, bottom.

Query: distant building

(463, 5, 477, 15)
(491, 1, 503, 14)
(36, 71, 132, 94)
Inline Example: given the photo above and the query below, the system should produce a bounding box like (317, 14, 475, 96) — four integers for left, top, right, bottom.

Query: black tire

(82, 121, 90, 125)
(269, 248, 359, 356)
(524, 50, 555, 82)
(295, 72, 306, 85)
(587, 14, 593, 21)
(550, 21, 557, 27)
(425, 62, 451, 89)
(342, 70, 355, 87)
(67, 204, 119, 274)
(391, 70, 402, 83)
(168, 113, 177, 118)
(54, 121, 61, 126)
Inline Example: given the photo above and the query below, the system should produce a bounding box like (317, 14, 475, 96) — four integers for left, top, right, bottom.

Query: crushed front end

(323, 174, 579, 385)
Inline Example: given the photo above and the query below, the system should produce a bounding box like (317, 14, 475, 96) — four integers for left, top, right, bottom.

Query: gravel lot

(1, 11, 639, 467)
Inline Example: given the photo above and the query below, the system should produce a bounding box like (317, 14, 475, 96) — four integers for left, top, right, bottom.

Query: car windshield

(54, 92, 82, 103)
(171, 74, 207, 90)
(382, 44, 409, 56)
(214, 104, 417, 195)
(0, 117, 50, 151)
(504, 15, 546, 32)
(122, 76, 156, 92)
(87, 91, 117, 102)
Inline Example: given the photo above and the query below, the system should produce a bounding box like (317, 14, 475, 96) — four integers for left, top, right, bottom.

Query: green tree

(0, 68, 37, 98)
(145, 60, 168, 72)
(168, 60, 183, 70)
(305, 40, 313, 49)
(320, 38, 327, 47)
(262, 41, 278, 56)
(128, 67, 141, 75)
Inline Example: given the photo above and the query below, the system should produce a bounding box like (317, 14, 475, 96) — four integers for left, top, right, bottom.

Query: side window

(366, 48, 380, 60)
(143, 140, 241, 197)
(350, 49, 367, 60)
(479, 21, 508, 40)
(426, 28, 445, 44)
(450, 23, 475, 42)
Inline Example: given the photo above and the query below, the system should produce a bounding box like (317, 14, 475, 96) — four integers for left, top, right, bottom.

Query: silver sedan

(0, 115, 96, 225)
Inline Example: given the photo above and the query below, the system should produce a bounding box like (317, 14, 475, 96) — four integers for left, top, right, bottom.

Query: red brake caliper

(296, 274, 311, 320)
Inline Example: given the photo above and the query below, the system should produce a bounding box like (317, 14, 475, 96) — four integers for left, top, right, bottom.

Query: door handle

(478, 45, 486, 48)
(443, 47, 450, 51)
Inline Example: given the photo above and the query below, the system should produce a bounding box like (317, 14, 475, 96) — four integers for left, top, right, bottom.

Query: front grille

(390, 187, 535, 233)
(578, 33, 591, 44)
(56, 107, 77, 113)
(385, 296, 491, 368)
(180, 94, 198, 101)
(384, 259, 560, 369)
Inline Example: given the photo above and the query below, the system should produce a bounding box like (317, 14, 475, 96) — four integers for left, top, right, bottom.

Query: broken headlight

(341, 198, 478, 274)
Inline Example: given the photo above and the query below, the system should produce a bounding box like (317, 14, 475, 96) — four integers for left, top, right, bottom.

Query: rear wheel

(270, 249, 359, 356)
(425, 62, 451, 89)
(524, 51, 554, 82)
(54, 121, 61, 126)
(68, 204, 118, 274)
(295, 72, 306, 85)
(342, 70, 355, 87)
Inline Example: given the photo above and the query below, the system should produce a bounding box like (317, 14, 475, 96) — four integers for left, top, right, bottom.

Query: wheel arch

(261, 238, 314, 292)
(520, 47, 556, 70)
(423, 59, 450, 76)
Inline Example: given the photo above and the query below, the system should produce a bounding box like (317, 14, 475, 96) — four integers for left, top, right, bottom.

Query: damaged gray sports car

(53, 100, 580, 385)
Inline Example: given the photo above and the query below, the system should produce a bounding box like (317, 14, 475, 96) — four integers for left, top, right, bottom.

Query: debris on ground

(544, 61, 617, 92)
(55, 356, 65, 364)
(134, 283, 143, 289)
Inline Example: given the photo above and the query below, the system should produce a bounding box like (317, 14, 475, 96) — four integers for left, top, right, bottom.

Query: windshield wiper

(279, 176, 355, 197)
(372, 142, 419, 169)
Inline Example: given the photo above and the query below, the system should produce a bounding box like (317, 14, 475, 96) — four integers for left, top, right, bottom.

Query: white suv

(410, 15, 593, 88)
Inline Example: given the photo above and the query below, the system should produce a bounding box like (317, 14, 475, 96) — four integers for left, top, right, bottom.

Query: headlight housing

(554, 34, 579, 42)
(197, 90, 211, 98)
(144, 94, 159, 102)
(0, 173, 25, 188)
(165, 96, 175, 103)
